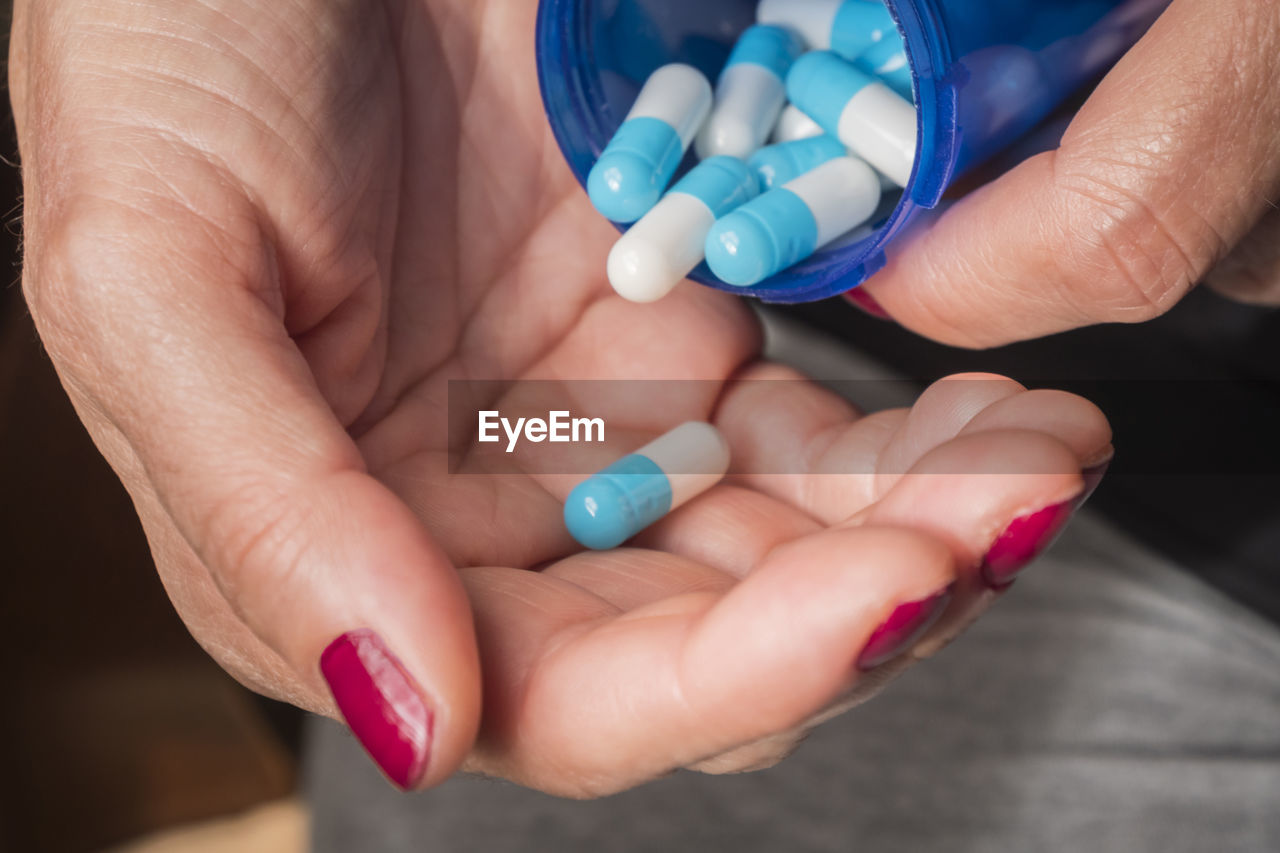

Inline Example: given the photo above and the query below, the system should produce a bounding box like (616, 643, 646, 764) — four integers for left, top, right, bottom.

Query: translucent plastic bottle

(536, 0, 1170, 303)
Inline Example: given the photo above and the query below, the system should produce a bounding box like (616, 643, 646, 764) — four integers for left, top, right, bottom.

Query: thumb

(28, 196, 480, 791)
(860, 0, 1280, 347)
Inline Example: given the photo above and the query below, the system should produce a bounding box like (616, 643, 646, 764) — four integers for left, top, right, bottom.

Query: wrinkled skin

(54, 0, 1280, 796)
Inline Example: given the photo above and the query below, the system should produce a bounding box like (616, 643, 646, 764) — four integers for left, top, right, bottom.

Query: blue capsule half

(564, 453, 673, 550)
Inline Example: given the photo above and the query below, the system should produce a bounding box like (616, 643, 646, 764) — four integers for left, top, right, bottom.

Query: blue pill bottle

(536, 0, 1170, 303)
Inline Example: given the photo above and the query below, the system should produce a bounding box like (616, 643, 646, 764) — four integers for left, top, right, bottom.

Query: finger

(718, 368, 1027, 522)
(462, 527, 954, 796)
(31, 199, 480, 790)
(853, 429, 1085, 577)
(956, 388, 1114, 467)
(860, 0, 1280, 347)
(853, 428, 1086, 667)
(632, 485, 823, 578)
(713, 362, 883, 516)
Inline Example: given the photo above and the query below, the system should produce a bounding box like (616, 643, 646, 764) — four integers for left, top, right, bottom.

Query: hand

(12, 0, 1110, 796)
(858, 0, 1280, 346)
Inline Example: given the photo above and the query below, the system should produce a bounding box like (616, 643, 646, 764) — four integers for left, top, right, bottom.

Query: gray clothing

(305, 513, 1280, 852)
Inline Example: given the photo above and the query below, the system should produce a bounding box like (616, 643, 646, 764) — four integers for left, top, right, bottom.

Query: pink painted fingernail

(844, 287, 893, 320)
(981, 501, 1075, 588)
(856, 586, 953, 670)
(321, 630, 433, 790)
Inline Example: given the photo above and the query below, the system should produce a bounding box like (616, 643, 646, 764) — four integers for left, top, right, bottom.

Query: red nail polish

(981, 501, 1075, 588)
(844, 287, 892, 320)
(321, 630, 433, 790)
(856, 587, 953, 670)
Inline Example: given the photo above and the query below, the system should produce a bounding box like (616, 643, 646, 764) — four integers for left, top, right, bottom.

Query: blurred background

(0, 5, 304, 850)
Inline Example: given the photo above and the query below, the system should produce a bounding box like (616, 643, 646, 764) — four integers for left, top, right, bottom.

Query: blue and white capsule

(757, 0, 895, 59)
(608, 157, 760, 303)
(748, 135, 848, 190)
(786, 51, 917, 187)
(695, 25, 804, 160)
(564, 422, 730, 551)
(587, 64, 713, 224)
(705, 156, 882, 287)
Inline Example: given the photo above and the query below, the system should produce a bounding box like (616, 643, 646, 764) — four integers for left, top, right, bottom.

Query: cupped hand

(859, 0, 1280, 345)
(12, 0, 1110, 795)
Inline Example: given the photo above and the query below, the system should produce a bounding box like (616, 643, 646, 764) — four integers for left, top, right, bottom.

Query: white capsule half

(757, 0, 841, 50)
(628, 63, 714, 148)
(638, 422, 731, 509)
(608, 156, 760, 303)
(697, 26, 803, 160)
(787, 156, 883, 247)
(787, 51, 917, 187)
(608, 194, 713, 303)
(771, 104, 825, 143)
(836, 83, 917, 187)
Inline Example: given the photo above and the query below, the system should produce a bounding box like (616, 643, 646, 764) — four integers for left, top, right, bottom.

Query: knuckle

(198, 478, 311, 620)
(1054, 182, 1205, 323)
(23, 196, 152, 360)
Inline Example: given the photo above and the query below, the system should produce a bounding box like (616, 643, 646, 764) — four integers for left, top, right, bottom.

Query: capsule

(786, 51, 917, 187)
(564, 422, 730, 550)
(696, 25, 804, 160)
(587, 64, 713, 223)
(608, 157, 760, 303)
(748, 135, 848, 190)
(757, 0, 896, 60)
(704, 156, 882, 287)
(771, 104, 825, 143)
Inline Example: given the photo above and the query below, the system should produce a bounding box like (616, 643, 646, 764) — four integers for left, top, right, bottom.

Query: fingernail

(321, 629, 433, 790)
(856, 586, 953, 670)
(981, 501, 1075, 588)
(844, 287, 893, 320)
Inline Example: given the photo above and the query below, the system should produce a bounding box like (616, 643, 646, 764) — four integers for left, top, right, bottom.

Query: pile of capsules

(588, 0, 919, 304)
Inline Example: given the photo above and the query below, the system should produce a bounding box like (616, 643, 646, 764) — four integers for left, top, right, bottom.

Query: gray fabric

(304, 514, 1280, 852)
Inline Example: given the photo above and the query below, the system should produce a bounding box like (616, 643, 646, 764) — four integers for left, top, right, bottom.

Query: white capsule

(771, 104, 826, 143)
